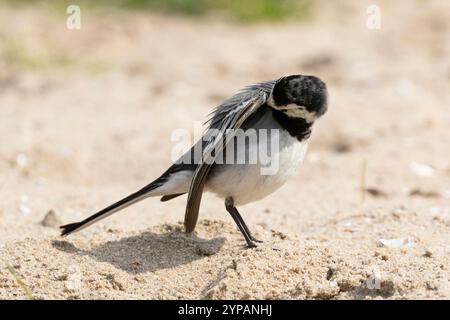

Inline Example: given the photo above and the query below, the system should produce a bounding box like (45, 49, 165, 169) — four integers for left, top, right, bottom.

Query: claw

(246, 241, 258, 249)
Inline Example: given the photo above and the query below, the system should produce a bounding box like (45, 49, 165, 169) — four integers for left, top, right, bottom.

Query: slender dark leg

(225, 197, 259, 248)
(233, 209, 263, 243)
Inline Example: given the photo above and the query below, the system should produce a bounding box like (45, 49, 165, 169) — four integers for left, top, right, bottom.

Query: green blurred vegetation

(1, 0, 312, 22)
(119, 0, 311, 21)
(0, 0, 312, 70)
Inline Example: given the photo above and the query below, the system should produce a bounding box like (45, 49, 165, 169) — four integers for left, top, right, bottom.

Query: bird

(60, 74, 328, 248)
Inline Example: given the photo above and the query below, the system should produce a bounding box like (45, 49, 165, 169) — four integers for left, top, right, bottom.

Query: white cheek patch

(267, 94, 276, 108)
(275, 103, 316, 123)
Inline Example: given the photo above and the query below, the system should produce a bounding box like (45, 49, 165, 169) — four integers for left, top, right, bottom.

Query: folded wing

(184, 88, 269, 232)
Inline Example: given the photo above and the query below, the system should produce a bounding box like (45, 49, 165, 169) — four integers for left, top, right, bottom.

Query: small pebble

(19, 204, 31, 216)
(41, 210, 62, 228)
(410, 162, 434, 177)
(378, 237, 414, 249)
(16, 153, 29, 167)
(196, 244, 220, 256)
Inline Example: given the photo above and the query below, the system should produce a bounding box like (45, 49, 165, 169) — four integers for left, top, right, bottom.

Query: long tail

(60, 183, 160, 236)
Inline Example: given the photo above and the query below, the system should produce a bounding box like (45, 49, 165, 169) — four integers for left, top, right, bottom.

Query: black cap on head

(271, 75, 328, 117)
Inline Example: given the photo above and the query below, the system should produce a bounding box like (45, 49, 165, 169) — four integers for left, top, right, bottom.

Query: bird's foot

(244, 236, 263, 248)
(245, 241, 258, 249)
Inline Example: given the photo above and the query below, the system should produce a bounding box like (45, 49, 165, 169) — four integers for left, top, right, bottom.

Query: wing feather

(184, 89, 268, 232)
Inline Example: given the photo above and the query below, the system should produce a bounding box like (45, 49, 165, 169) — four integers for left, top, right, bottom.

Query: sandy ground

(1, 0, 450, 299)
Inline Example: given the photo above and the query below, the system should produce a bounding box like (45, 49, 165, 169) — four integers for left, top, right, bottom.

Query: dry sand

(1, 0, 450, 299)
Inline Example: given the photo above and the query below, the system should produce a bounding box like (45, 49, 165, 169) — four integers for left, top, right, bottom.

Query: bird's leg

(225, 197, 260, 248)
(232, 209, 263, 243)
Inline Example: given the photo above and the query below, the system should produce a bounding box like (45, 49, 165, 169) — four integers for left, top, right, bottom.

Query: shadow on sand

(52, 228, 225, 274)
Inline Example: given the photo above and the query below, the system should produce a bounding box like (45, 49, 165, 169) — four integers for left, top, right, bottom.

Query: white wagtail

(61, 75, 328, 248)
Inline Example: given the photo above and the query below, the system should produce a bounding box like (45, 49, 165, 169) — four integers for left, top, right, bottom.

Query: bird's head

(268, 75, 328, 123)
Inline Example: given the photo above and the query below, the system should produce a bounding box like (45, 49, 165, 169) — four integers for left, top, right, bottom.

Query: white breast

(206, 130, 309, 205)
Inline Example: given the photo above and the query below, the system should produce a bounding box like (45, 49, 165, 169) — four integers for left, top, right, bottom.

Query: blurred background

(1, 0, 450, 233)
(1, 0, 450, 297)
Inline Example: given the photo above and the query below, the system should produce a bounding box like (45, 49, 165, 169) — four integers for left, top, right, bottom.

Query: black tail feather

(160, 193, 185, 202)
(59, 182, 160, 236)
(60, 222, 83, 236)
